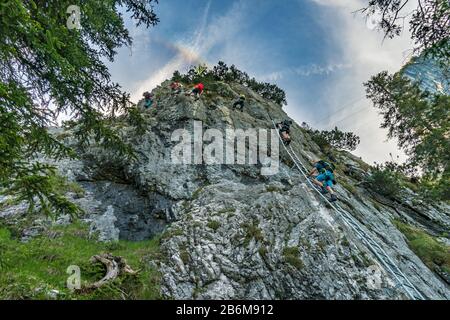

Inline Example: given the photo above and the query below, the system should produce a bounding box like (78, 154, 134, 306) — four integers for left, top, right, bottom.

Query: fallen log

(83, 253, 138, 290)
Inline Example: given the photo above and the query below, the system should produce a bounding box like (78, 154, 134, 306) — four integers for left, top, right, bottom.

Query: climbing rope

(270, 119, 425, 300)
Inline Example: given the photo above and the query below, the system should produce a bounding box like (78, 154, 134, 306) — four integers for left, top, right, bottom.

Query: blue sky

(107, 0, 417, 164)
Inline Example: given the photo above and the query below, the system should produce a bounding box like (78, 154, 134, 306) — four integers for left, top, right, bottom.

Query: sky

(106, 0, 419, 165)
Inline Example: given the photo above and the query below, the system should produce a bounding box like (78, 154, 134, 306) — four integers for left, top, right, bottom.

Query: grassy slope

(0, 221, 161, 300)
(394, 220, 450, 275)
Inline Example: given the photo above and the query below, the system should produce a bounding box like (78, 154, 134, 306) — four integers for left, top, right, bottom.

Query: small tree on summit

(172, 61, 287, 106)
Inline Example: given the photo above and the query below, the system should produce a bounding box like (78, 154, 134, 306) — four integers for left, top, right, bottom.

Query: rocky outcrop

(1, 80, 449, 299)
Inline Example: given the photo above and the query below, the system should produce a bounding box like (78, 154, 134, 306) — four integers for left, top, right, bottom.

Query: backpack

(318, 160, 335, 173)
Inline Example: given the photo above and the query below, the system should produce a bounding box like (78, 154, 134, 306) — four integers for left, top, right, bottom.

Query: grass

(178, 244, 190, 264)
(340, 180, 357, 195)
(282, 246, 304, 270)
(341, 237, 350, 247)
(394, 220, 450, 275)
(258, 246, 268, 259)
(191, 186, 204, 200)
(0, 222, 161, 300)
(216, 207, 236, 215)
(265, 185, 283, 193)
(49, 175, 85, 198)
(371, 200, 382, 212)
(207, 220, 221, 231)
(241, 222, 264, 246)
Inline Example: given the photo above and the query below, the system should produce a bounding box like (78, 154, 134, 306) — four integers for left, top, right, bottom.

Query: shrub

(282, 246, 304, 270)
(366, 163, 403, 198)
(207, 220, 221, 231)
(241, 222, 264, 246)
(301, 123, 360, 151)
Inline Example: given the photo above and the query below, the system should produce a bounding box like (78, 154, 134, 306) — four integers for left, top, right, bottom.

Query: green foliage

(216, 207, 236, 215)
(340, 180, 357, 195)
(265, 185, 283, 193)
(171, 61, 287, 106)
(241, 222, 264, 246)
(207, 220, 221, 231)
(258, 246, 268, 259)
(4, 164, 84, 218)
(394, 220, 450, 275)
(365, 71, 449, 201)
(0, 222, 162, 299)
(301, 122, 360, 151)
(282, 246, 304, 270)
(178, 245, 190, 264)
(48, 174, 85, 199)
(126, 106, 147, 135)
(0, 1, 159, 217)
(366, 162, 403, 198)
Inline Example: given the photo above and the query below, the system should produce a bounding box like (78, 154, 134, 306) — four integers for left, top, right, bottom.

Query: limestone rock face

(1, 80, 449, 299)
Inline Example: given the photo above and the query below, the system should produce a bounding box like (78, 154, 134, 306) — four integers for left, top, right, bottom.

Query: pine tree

(365, 70, 450, 201)
(0, 0, 159, 216)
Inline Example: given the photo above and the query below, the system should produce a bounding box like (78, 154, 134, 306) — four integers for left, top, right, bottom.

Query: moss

(282, 246, 304, 270)
(191, 186, 204, 200)
(179, 245, 190, 264)
(258, 246, 268, 259)
(317, 240, 327, 252)
(265, 185, 283, 193)
(192, 285, 207, 299)
(371, 200, 382, 212)
(207, 220, 221, 231)
(352, 252, 373, 268)
(241, 222, 264, 246)
(49, 175, 85, 198)
(216, 207, 235, 215)
(0, 222, 161, 300)
(160, 227, 183, 241)
(341, 237, 350, 247)
(340, 180, 357, 195)
(394, 220, 450, 275)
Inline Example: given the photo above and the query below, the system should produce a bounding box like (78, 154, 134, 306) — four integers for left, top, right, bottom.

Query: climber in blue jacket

(309, 160, 338, 202)
(143, 91, 154, 109)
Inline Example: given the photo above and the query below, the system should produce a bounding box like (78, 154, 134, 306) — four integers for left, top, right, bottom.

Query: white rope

(271, 119, 425, 300)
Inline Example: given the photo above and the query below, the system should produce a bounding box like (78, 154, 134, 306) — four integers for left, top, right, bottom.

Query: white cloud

(260, 62, 352, 81)
(131, 0, 250, 101)
(301, 0, 418, 164)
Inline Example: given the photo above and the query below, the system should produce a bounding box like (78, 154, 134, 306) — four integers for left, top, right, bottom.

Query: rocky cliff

(1, 79, 449, 300)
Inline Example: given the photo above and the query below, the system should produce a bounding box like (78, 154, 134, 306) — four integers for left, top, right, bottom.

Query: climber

(276, 119, 292, 145)
(170, 81, 183, 94)
(309, 160, 338, 202)
(308, 159, 335, 177)
(232, 94, 246, 112)
(143, 91, 154, 109)
(189, 83, 204, 99)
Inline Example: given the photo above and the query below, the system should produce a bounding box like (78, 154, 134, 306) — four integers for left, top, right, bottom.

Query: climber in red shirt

(190, 83, 204, 99)
(170, 81, 183, 94)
